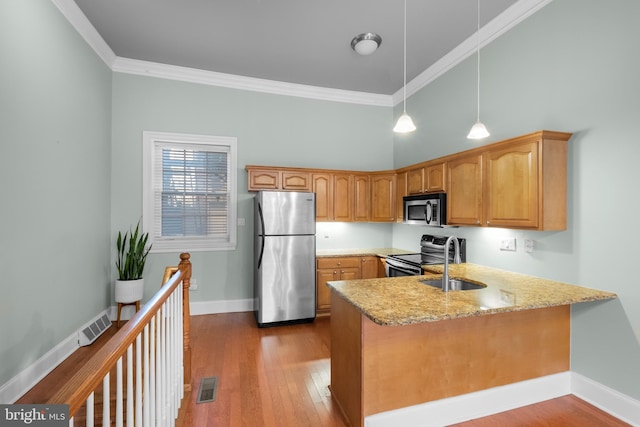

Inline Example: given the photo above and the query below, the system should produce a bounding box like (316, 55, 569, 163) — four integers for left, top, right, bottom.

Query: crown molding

(392, 0, 554, 106)
(52, 0, 551, 108)
(50, 0, 116, 68)
(112, 57, 393, 107)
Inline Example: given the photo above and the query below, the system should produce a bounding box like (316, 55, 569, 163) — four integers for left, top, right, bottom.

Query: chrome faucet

(442, 235, 462, 292)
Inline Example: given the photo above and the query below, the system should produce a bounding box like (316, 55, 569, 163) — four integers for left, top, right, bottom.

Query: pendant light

(467, 0, 490, 140)
(393, 0, 416, 133)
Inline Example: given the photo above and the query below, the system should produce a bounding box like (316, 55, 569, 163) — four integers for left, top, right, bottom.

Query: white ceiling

(70, 0, 531, 98)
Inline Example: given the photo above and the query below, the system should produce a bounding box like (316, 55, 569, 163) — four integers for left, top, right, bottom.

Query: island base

(330, 292, 570, 427)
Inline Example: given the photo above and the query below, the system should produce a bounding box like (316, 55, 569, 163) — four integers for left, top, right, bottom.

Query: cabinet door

(447, 153, 483, 226)
(407, 167, 425, 194)
(485, 140, 539, 228)
(370, 174, 396, 222)
(312, 173, 333, 221)
(339, 267, 361, 281)
(425, 162, 446, 192)
(282, 171, 311, 191)
(316, 269, 337, 312)
(248, 169, 280, 190)
(333, 174, 353, 222)
(354, 175, 370, 222)
(360, 256, 380, 279)
(396, 172, 407, 223)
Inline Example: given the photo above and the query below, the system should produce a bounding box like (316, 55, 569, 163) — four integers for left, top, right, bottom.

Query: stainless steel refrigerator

(254, 191, 316, 327)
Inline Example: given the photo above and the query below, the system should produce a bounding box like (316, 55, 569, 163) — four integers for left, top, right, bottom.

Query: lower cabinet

(316, 255, 386, 315)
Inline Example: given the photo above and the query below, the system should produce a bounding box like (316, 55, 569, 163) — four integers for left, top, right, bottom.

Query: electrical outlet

(524, 239, 535, 253)
(499, 237, 516, 251)
(238, 218, 246, 226)
(190, 278, 198, 291)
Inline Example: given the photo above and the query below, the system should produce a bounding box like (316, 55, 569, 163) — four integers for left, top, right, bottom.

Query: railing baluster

(136, 333, 142, 426)
(86, 392, 94, 427)
(143, 324, 150, 427)
(116, 358, 123, 427)
(103, 373, 110, 427)
(150, 315, 156, 427)
(127, 344, 134, 427)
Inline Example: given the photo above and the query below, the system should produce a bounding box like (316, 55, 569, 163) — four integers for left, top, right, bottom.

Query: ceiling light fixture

(393, 0, 416, 134)
(467, 0, 490, 140)
(351, 32, 382, 56)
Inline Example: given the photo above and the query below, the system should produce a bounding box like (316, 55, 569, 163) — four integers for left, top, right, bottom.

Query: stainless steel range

(385, 234, 466, 277)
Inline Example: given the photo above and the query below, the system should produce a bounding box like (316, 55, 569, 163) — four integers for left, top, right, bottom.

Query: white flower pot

(115, 279, 144, 303)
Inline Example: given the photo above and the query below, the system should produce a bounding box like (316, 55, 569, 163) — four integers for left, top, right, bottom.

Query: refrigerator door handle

(257, 203, 266, 269)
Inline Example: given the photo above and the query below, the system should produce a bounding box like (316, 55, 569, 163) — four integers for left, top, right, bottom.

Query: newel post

(178, 252, 192, 391)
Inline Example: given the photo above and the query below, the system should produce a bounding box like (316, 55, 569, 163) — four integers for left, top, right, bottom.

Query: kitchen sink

(420, 278, 486, 291)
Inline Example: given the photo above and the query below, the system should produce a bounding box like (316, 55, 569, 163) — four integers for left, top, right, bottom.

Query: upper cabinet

(246, 130, 570, 230)
(370, 173, 396, 222)
(447, 153, 483, 226)
(446, 130, 570, 230)
(406, 161, 446, 194)
(247, 166, 311, 191)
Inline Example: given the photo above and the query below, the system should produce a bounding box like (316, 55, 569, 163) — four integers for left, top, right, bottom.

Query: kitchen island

(327, 264, 617, 427)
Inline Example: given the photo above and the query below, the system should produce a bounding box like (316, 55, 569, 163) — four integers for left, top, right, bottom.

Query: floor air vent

(197, 377, 218, 404)
(78, 312, 112, 346)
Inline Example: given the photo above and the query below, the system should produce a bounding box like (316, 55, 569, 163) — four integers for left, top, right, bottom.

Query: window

(143, 131, 237, 252)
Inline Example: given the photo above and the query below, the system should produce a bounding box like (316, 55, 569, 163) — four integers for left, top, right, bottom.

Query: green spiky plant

(116, 221, 152, 280)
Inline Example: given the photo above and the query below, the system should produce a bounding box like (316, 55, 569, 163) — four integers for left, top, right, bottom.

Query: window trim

(142, 131, 237, 253)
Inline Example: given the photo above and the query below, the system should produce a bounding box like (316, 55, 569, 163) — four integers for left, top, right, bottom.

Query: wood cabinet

(406, 167, 425, 195)
(425, 162, 446, 192)
(370, 173, 396, 222)
(406, 162, 446, 194)
(447, 153, 483, 226)
(247, 130, 570, 230)
(247, 166, 311, 191)
(316, 257, 361, 315)
(333, 174, 353, 222)
(354, 174, 370, 222)
(446, 131, 570, 230)
(360, 256, 380, 279)
(312, 173, 333, 222)
(395, 172, 407, 223)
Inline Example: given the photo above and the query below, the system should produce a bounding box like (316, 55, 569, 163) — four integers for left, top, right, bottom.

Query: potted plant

(114, 220, 152, 304)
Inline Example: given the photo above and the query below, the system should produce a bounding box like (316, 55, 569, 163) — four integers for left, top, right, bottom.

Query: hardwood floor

(17, 312, 630, 426)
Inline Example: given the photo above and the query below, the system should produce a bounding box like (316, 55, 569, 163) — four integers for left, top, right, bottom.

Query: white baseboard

(0, 330, 79, 404)
(365, 372, 571, 427)
(190, 298, 253, 316)
(571, 372, 640, 426)
(365, 371, 640, 427)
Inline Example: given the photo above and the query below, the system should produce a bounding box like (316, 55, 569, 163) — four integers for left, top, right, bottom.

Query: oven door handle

(387, 261, 421, 276)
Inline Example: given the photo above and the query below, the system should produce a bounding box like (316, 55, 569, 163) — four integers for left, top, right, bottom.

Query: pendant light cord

(476, 0, 481, 122)
(402, 0, 408, 114)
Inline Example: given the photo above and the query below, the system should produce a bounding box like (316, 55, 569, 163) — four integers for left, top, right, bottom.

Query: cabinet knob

(486, 221, 490, 225)
(333, 271, 337, 275)
(337, 262, 341, 266)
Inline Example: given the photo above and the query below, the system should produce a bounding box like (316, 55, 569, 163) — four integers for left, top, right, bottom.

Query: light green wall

(0, 0, 112, 386)
(392, 0, 640, 399)
(111, 73, 394, 303)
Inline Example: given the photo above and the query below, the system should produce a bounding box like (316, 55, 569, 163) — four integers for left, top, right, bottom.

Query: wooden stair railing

(48, 253, 192, 426)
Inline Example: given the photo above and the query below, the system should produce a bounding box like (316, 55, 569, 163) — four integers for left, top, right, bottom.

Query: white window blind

(143, 132, 237, 252)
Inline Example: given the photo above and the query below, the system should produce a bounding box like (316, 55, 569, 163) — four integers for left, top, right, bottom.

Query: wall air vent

(78, 311, 112, 346)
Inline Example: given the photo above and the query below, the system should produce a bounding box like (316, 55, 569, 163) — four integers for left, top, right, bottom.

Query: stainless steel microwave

(403, 193, 447, 226)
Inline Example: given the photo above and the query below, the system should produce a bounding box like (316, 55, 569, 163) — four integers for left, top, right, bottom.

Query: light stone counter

(316, 247, 415, 258)
(327, 263, 617, 326)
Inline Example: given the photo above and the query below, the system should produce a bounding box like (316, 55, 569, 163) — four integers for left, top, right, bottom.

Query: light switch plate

(499, 237, 516, 251)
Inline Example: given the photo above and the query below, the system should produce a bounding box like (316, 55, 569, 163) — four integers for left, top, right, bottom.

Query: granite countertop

(316, 247, 416, 258)
(327, 263, 617, 326)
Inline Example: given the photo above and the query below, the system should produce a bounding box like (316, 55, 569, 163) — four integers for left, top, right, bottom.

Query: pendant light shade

(394, 112, 416, 133)
(467, 120, 490, 139)
(467, 0, 489, 140)
(394, 0, 415, 134)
